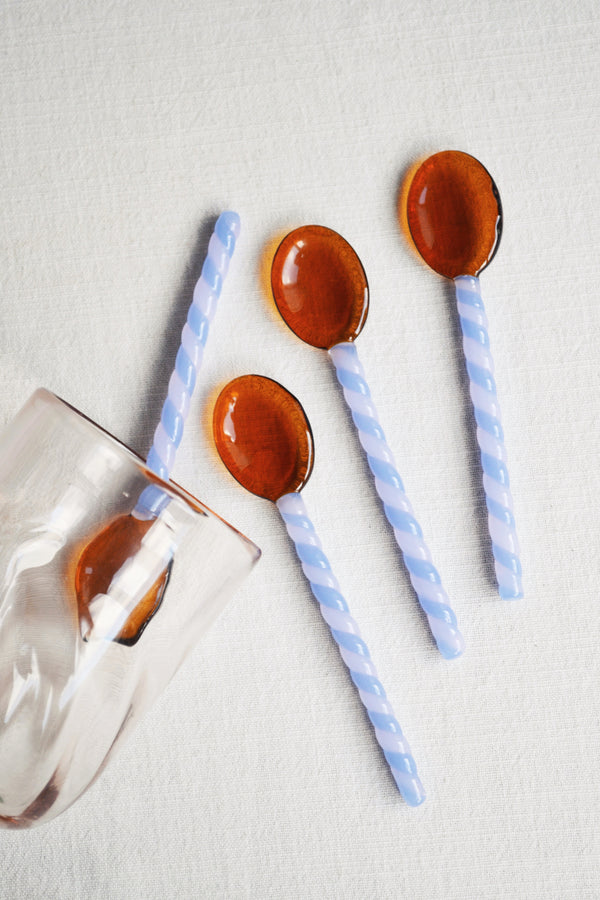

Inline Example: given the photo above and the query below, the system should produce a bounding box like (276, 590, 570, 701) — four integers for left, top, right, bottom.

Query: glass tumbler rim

(26, 387, 260, 557)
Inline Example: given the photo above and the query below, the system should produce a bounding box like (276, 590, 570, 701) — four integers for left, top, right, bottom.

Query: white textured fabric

(1, 0, 599, 897)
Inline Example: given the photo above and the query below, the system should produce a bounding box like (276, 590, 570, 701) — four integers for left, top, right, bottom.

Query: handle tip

(500, 588, 524, 600)
(216, 210, 241, 241)
(395, 775, 426, 807)
(437, 639, 465, 660)
(430, 623, 465, 660)
(497, 567, 523, 600)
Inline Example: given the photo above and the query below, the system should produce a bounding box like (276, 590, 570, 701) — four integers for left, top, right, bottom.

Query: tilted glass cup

(0, 389, 259, 828)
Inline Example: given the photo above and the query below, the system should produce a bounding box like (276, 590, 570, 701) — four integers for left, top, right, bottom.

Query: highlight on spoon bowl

(270, 225, 464, 659)
(78, 211, 241, 643)
(404, 151, 522, 600)
(212, 374, 425, 805)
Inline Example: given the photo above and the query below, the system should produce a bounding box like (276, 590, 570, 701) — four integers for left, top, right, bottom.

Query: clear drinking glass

(0, 389, 259, 828)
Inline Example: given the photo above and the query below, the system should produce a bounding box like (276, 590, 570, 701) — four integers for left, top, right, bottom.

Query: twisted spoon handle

(328, 342, 464, 659)
(86, 213, 241, 640)
(146, 211, 241, 479)
(454, 275, 522, 599)
(135, 211, 240, 518)
(277, 492, 425, 806)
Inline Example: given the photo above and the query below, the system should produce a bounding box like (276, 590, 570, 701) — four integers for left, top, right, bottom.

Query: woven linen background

(1, 1, 599, 897)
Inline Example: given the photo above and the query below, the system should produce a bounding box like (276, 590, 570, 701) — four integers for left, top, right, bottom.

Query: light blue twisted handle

(455, 275, 522, 599)
(84, 213, 241, 641)
(328, 342, 464, 659)
(135, 211, 240, 517)
(277, 491, 425, 806)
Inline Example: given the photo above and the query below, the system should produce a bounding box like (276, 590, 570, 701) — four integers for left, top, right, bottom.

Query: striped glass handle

(136, 212, 240, 518)
(329, 342, 464, 658)
(277, 492, 425, 806)
(455, 275, 522, 599)
(146, 211, 241, 480)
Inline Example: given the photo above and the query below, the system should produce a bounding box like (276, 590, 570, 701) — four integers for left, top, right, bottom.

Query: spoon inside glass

(213, 374, 425, 806)
(271, 225, 464, 659)
(76, 212, 241, 644)
(404, 151, 522, 599)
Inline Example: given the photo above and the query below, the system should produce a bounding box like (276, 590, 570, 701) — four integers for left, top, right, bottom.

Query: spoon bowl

(404, 150, 502, 278)
(271, 225, 369, 349)
(213, 374, 314, 501)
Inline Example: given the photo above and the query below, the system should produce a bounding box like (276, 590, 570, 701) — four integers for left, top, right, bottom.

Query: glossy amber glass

(271, 225, 369, 349)
(405, 150, 502, 278)
(213, 375, 314, 502)
(75, 514, 170, 645)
